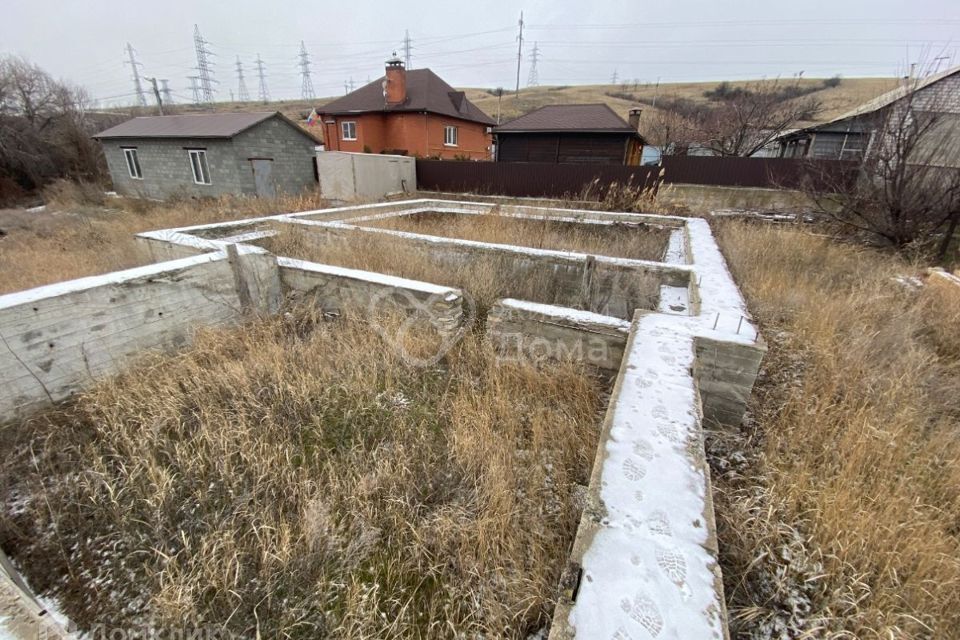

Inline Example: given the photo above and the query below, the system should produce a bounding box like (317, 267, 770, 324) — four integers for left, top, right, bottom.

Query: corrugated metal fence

(415, 157, 858, 198)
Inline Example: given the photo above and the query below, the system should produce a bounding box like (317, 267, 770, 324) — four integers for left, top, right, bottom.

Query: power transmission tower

(193, 24, 216, 102)
(235, 56, 250, 102)
(515, 11, 524, 97)
(610, 69, 619, 85)
(187, 76, 201, 104)
(527, 42, 540, 87)
(254, 54, 269, 103)
(349, 77, 356, 92)
(124, 42, 147, 107)
(403, 29, 413, 69)
(298, 41, 315, 99)
(159, 79, 174, 105)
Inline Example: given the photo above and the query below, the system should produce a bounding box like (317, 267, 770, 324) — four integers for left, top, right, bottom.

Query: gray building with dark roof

(494, 104, 646, 165)
(93, 112, 320, 200)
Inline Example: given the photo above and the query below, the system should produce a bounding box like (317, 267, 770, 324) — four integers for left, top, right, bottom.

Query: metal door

(250, 159, 276, 197)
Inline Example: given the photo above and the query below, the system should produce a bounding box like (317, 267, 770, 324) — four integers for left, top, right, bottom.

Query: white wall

(315, 151, 415, 201)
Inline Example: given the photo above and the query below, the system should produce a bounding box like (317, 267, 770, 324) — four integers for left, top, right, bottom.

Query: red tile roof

(317, 69, 495, 126)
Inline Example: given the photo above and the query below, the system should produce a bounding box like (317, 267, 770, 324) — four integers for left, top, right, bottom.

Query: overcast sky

(1, 0, 958, 106)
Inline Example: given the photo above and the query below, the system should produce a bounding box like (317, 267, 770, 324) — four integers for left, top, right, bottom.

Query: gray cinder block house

(93, 112, 320, 199)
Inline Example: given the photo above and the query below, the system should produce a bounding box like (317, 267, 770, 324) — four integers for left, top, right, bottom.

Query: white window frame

(188, 149, 212, 185)
(341, 121, 357, 141)
(444, 125, 458, 147)
(122, 147, 142, 179)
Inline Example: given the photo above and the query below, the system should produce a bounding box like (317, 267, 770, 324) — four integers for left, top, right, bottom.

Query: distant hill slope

(139, 77, 900, 145)
(463, 77, 900, 133)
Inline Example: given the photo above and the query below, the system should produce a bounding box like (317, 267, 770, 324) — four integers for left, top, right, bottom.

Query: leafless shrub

(0, 56, 110, 202)
(803, 82, 960, 259)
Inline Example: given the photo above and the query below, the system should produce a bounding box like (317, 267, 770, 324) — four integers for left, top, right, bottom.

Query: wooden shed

(494, 104, 645, 165)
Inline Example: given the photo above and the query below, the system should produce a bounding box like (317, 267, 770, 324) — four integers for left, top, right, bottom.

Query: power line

(403, 29, 413, 69)
(515, 10, 524, 96)
(255, 53, 269, 103)
(235, 56, 250, 102)
(527, 41, 540, 87)
(193, 24, 217, 102)
(124, 42, 147, 107)
(298, 41, 315, 99)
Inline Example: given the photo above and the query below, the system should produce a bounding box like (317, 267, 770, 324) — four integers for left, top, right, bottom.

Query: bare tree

(806, 83, 960, 259)
(694, 80, 821, 157)
(0, 56, 107, 201)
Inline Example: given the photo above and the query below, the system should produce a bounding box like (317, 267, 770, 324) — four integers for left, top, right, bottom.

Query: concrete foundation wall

(0, 254, 243, 421)
(486, 299, 629, 371)
(278, 257, 464, 330)
(295, 222, 691, 319)
(660, 183, 814, 213)
(694, 336, 767, 427)
(316, 151, 415, 201)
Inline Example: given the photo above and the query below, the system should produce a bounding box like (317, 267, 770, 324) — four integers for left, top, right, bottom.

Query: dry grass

(712, 221, 960, 639)
(0, 181, 329, 295)
(265, 223, 661, 320)
(359, 209, 671, 261)
(0, 306, 605, 638)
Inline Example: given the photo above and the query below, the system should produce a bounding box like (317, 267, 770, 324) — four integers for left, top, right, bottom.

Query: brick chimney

(385, 54, 407, 105)
(628, 107, 643, 131)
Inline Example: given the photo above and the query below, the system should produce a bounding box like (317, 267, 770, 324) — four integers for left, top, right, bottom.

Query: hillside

(463, 77, 900, 133)
(144, 77, 900, 145)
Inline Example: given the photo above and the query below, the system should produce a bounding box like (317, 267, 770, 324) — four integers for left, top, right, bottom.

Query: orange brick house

(317, 56, 494, 159)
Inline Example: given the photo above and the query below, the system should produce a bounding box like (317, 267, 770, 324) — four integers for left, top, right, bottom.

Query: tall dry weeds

(0, 184, 329, 294)
(266, 222, 661, 320)
(361, 209, 671, 261)
(713, 221, 960, 639)
(0, 306, 604, 638)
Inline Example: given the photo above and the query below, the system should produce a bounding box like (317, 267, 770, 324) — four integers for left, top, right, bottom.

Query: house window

(188, 149, 211, 185)
(122, 147, 142, 179)
(444, 125, 458, 147)
(341, 121, 357, 141)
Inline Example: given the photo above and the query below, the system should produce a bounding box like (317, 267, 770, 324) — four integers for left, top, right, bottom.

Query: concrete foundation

(0, 198, 765, 638)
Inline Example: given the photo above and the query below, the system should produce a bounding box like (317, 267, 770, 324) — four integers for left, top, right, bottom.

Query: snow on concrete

(276, 257, 458, 297)
(658, 285, 690, 315)
(499, 298, 631, 331)
(685, 218, 758, 343)
(0, 252, 227, 309)
(566, 313, 725, 640)
(215, 230, 277, 245)
(663, 228, 688, 265)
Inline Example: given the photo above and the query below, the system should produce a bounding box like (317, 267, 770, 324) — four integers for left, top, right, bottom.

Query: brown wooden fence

(415, 156, 858, 198)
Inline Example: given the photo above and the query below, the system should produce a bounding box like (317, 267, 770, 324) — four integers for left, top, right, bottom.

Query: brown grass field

(1, 188, 959, 638)
(713, 221, 960, 639)
(358, 209, 670, 260)
(0, 182, 330, 295)
(0, 309, 605, 638)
